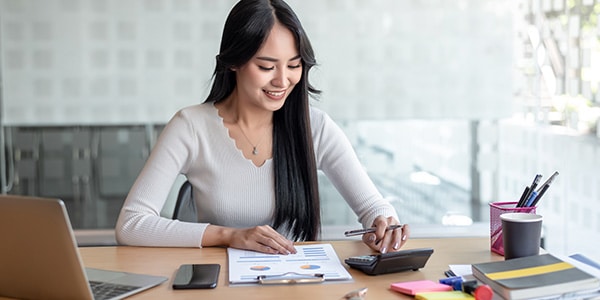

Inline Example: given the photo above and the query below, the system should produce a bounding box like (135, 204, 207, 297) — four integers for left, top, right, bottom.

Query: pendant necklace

(236, 122, 270, 155)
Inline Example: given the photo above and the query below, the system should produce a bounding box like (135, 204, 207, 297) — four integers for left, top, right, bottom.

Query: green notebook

(472, 254, 600, 300)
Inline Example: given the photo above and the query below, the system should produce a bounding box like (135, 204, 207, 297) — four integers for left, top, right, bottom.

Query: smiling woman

(219, 21, 303, 165)
(115, 0, 408, 256)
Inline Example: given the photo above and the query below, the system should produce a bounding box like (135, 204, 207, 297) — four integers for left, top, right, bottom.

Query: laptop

(0, 195, 168, 300)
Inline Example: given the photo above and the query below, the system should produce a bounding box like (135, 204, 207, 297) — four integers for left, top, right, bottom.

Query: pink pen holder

(489, 201, 536, 255)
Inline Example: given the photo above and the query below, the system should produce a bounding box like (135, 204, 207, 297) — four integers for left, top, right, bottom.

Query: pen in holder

(489, 201, 536, 255)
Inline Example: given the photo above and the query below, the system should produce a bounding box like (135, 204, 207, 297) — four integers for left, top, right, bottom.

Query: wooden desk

(78, 237, 501, 299)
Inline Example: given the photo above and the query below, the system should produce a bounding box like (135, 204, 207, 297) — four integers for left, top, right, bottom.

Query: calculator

(344, 248, 434, 275)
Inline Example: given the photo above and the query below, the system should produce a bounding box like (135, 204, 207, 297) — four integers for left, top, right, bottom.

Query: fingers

(362, 232, 377, 244)
(399, 224, 410, 247)
(256, 234, 296, 255)
(230, 225, 297, 255)
(362, 216, 409, 254)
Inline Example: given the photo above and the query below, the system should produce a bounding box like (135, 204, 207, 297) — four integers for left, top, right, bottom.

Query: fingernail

(381, 247, 387, 254)
(402, 235, 407, 241)
(367, 235, 375, 242)
(393, 242, 399, 250)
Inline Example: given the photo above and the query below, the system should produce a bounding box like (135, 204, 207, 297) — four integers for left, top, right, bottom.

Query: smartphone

(172, 264, 220, 289)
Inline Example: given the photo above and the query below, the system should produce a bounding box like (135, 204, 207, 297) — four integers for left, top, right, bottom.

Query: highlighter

(461, 280, 493, 300)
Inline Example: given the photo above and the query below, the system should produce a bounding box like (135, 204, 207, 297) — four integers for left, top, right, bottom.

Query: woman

(116, 0, 409, 255)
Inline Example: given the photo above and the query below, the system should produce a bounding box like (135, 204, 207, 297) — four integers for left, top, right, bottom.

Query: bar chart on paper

(227, 244, 352, 284)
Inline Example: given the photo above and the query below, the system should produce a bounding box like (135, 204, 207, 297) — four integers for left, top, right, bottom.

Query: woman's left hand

(361, 216, 409, 254)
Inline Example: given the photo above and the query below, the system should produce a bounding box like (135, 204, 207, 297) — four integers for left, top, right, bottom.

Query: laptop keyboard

(89, 280, 139, 300)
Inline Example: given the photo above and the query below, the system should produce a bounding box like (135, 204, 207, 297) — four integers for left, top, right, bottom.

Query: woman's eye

(259, 66, 275, 71)
(288, 64, 301, 69)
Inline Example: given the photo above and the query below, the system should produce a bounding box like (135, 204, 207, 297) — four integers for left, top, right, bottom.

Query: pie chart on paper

(300, 264, 321, 270)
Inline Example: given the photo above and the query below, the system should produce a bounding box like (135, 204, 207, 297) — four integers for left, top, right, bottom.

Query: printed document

(227, 243, 352, 284)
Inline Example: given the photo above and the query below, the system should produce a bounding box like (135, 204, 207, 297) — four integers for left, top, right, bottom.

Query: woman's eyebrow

(256, 55, 301, 62)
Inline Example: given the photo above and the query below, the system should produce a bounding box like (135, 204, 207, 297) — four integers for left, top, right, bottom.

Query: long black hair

(204, 0, 321, 241)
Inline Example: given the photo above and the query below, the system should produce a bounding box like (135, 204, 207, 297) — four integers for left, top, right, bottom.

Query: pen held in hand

(344, 224, 404, 237)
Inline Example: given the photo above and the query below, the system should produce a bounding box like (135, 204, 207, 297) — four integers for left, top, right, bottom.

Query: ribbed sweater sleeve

(115, 107, 207, 247)
(311, 108, 399, 228)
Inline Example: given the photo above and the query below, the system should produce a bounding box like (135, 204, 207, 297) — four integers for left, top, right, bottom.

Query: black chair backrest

(172, 180, 197, 222)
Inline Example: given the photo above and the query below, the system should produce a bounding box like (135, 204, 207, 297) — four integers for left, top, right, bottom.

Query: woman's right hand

(203, 224, 297, 255)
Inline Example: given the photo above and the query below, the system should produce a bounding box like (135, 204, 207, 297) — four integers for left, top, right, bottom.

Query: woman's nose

(271, 68, 287, 88)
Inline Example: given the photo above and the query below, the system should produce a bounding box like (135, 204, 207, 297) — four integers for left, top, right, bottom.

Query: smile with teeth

(264, 90, 285, 97)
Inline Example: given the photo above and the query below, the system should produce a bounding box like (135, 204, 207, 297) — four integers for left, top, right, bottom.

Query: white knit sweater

(115, 102, 398, 247)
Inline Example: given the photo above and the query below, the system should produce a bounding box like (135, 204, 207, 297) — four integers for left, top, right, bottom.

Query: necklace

(236, 122, 270, 155)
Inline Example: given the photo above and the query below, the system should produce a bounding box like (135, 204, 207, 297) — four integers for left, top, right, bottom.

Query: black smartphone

(172, 264, 220, 289)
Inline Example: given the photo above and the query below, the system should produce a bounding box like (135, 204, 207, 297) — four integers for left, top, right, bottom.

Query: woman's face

(234, 21, 302, 112)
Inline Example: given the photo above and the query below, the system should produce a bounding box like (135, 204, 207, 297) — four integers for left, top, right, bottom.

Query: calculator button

(350, 255, 375, 262)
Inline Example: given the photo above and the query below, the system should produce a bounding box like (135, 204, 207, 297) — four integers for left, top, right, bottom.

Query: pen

(529, 171, 559, 207)
(519, 174, 541, 207)
(524, 190, 538, 207)
(440, 276, 464, 290)
(344, 224, 404, 237)
(444, 270, 457, 277)
(516, 186, 530, 207)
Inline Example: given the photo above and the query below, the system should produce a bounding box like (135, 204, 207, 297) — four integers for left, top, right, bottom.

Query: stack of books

(471, 254, 600, 300)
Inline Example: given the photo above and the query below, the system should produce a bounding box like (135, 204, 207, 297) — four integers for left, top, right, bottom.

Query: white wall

(0, 0, 513, 125)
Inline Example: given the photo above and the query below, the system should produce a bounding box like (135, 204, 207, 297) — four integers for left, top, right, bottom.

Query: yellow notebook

(415, 291, 474, 300)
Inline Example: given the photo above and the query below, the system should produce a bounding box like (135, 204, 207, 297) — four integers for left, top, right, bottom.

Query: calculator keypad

(348, 255, 376, 264)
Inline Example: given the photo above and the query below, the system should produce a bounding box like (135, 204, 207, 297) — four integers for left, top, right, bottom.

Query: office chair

(172, 180, 198, 222)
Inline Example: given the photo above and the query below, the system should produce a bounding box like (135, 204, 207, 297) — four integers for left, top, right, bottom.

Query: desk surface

(77, 237, 499, 299)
